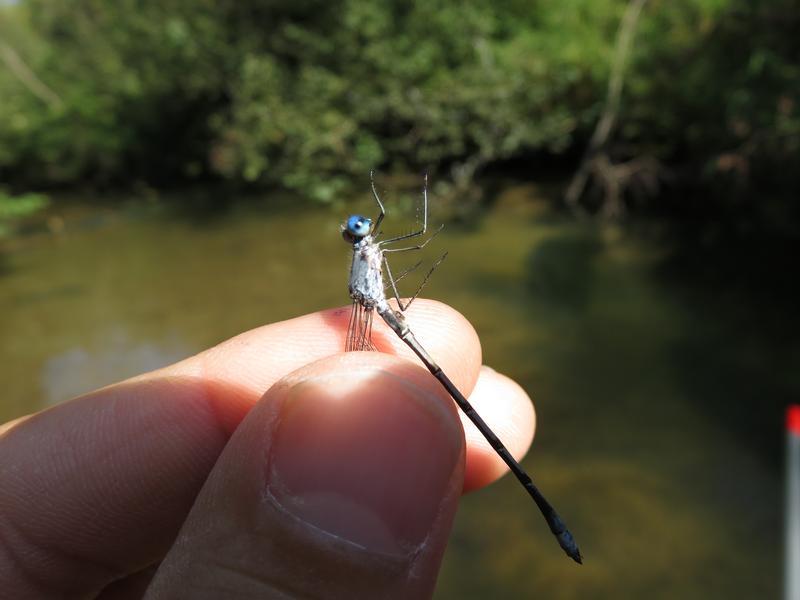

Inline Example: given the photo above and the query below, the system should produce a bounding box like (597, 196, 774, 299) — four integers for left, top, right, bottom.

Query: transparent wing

(345, 301, 377, 352)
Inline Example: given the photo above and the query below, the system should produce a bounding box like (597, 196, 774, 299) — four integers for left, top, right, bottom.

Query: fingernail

(267, 368, 462, 556)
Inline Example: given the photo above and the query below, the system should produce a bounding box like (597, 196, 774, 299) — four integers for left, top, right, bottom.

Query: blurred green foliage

(0, 0, 797, 203)
(0, 188, 48, 237)
(627, 0, 800, 192)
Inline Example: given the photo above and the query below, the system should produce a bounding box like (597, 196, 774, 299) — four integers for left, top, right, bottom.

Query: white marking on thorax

(349, 237, 388, 311)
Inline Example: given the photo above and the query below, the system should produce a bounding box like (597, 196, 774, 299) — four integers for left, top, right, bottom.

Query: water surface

(0, 186, 790, 598)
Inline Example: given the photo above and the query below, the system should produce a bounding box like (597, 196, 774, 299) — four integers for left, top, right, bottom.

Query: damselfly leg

(375, 175, 445, 312)
(384, 252, 447, 312)
(369, 170, 386, 235)
(375, 174, 429, 245)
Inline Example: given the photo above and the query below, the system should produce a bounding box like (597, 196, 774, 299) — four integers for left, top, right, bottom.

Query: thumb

(145, 352, 466, 599)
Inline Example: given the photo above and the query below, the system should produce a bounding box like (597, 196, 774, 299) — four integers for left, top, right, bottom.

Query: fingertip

(387, 299, 482, 395)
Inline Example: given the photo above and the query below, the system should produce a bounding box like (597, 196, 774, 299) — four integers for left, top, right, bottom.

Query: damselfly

(341, 172, 582, 563)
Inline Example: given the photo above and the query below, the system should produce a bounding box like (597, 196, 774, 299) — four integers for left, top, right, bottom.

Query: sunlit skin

(0, 300, 535, 599)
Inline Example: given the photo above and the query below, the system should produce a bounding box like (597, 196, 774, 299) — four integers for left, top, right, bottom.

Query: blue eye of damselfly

(346, 215, 372, 237)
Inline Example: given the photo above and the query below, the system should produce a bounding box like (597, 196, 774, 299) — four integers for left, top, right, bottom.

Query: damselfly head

(342, 214, 372, 243)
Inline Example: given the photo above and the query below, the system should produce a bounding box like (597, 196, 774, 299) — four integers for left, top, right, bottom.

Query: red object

(788, 405, 800, 435)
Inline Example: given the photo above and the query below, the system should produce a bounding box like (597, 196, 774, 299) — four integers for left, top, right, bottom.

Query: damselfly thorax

(348, 236, 388, 312)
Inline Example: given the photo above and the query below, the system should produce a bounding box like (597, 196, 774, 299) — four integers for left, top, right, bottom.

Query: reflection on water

(0, 185, 791, 598)
(40, 328, 189, 407)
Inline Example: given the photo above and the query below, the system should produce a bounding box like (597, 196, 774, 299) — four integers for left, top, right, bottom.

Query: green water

(0, 186, 791, 598)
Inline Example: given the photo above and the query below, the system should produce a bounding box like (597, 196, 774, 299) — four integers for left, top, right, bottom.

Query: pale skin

(0, 300, 536, 599)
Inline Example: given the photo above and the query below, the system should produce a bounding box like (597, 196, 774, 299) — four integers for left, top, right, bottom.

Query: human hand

(0, 300, 536, 599)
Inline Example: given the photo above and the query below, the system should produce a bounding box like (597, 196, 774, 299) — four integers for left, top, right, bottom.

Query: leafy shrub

(0, 0, 797, 205)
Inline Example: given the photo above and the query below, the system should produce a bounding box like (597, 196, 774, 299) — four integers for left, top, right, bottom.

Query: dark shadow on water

(126, 185, 323, 229)
(667, 329, 791, 466)
(446, 215, 601, 322)
(653, 209, 800, 466)
(525, 228, 602, 313)
(7, 283, 85, 307)
(0, 252, 11, 277)
(143, 185, 252, 227)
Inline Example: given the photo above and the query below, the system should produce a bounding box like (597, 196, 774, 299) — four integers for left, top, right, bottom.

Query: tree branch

(0, 40, 63, 109)
(564, 0, 649, 215)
